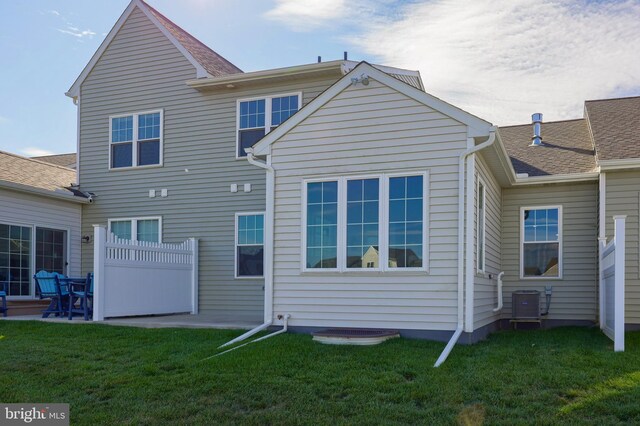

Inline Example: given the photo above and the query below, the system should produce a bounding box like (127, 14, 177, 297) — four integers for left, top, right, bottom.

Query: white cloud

(49, 10, 60, 16)
(0, 116, 8, 124)
(57, 25, 96, 39)
(22, 148, 55, 157)
(346, 0, 640, 125)
(265, 0, 348, 31)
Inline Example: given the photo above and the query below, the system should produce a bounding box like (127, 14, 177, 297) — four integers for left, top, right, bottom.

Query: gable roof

(142, 1, 242, 77)
(585, 95, 640, 161)
(66, 0, 241, 98)
(251, 61, 493, 156)
(32, 153, 77, 169)
(0, 151, 87, 202)
(499, 119, 597, 177)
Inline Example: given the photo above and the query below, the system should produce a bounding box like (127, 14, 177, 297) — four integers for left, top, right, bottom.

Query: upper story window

(108, 217, 161, 243)
(303, 172, 428, 272)
(110, 110, 163, 169)
(521, 206, 562, 278)
(237, 93, 301, 158)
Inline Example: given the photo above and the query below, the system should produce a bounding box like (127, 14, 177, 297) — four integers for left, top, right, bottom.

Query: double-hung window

(237, 93, 300, 157)
(236, 213, 264, 277)
(108, 217, 161, 243)
(521, 206, 562, 278)
(110, 110, 163, 169)
(477, 179, 486, 273)
(303, 172, 428, 272)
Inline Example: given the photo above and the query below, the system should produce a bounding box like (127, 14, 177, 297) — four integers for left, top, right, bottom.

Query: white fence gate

(599, 215, 626, 352)
(92, 225, 199, 321)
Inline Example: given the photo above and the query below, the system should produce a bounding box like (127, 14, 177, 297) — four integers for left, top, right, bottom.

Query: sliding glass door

(0, 224, 67, 297)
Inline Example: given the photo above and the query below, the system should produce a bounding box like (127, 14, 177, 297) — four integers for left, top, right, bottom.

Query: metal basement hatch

(312, 328, 400, 345)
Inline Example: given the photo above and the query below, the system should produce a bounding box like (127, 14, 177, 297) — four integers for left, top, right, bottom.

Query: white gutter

(0, 180, 89, 204)
(598, 158, 640, 171)
(219, 148, 276, 348)
(434, 127, 496, 368)
(512, 172, 599, 185)
(493, 272, 505, 312)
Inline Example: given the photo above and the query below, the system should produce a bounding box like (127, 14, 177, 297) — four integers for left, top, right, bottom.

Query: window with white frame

(304, 173, 427, 271)
(521, 206, 561, 278)
(236, 213, 264, 277)
(477, 179, 486, 273)
(110, 110, 162, 169)
(108, 217, 161, 243)
(237, 93, 300, 157)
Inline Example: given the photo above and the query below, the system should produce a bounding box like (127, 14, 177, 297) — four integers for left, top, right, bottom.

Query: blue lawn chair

(33, 271, 69, 318)
(0, 281, 7, 317)
(68, 273, 93, 321)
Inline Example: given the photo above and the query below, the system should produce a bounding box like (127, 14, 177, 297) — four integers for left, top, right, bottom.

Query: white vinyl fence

(599, 215, 626, 352)
(92, 225, 198, 321)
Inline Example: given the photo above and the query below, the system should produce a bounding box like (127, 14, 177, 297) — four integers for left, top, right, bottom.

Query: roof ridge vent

(530, 113, 543, 146)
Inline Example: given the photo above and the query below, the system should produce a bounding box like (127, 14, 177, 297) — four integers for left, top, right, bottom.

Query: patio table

(60, 276, 92, 321)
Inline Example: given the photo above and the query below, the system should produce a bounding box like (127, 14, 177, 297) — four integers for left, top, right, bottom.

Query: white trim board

(252, 61, 494, 156)
(65, 0, 209, 99)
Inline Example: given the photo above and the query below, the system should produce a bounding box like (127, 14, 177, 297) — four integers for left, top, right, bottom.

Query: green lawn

(1, 322, 639, 425)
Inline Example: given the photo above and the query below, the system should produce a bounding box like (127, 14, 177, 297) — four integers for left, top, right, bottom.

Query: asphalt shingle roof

(32, 153, 77, 169)
(585, 96, 640, 161)
(499, 119, 597, 177)
(0, 151, 77, 194)
(142, 0, 243, 77)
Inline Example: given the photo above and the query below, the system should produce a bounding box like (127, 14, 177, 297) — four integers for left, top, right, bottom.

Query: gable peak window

(110, 110, 163, 169)
(237, 93, 300, 158)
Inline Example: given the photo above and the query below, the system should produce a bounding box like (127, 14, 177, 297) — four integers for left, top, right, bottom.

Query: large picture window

(236, 213, 264, 277)
(108, 217, 161, 243)
(110, 110, 163, 169)
(521, 206, 561, 278)
(303, 173, 428, 272)
(237, 93, 300, 157)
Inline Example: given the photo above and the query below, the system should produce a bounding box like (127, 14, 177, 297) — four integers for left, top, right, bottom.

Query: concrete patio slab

(1, 313, 259, 330)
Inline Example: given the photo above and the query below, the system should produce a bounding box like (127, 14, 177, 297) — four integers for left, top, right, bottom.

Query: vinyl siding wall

(473, 153, 502, 328)
(78, 6, 336, 320)
(270, 78, 469, 331)
(0, 188, 82, 297)
(501, 182, 598, 321)
(604, 171, 640, 324)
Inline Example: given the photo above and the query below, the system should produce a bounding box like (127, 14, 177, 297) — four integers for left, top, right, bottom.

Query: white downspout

(434, 127, 496, 367)
(219, 148, 276, 348)
(493, 271, 505, 312)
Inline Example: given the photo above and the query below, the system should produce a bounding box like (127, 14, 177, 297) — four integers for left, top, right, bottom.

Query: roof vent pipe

(317, 56, 321, 63)
(344, 51, 348, 60)
(531, 113, 543, 146)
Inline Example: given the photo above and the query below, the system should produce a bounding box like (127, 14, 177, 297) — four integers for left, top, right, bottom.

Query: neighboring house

(64, 0, 639, 343)
(33, 153, 78, 170)
(0, 151, 87, 301)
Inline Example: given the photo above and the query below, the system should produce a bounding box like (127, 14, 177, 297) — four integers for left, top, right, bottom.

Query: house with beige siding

(53, 0, 640, 354)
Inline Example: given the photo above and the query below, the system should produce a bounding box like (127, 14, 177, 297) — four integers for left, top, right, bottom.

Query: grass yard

(1, 322, 639, 425)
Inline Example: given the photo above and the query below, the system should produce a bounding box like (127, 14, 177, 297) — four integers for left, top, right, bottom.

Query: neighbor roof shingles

(142, 0, 243, 77)
(499, 119, 597, 177)
(32, 153, 77, 169)
(585, 96, 640, 161)
(0, 151, 77, 193)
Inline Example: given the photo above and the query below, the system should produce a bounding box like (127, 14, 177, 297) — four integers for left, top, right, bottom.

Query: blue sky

(1, 0, 639, 156)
